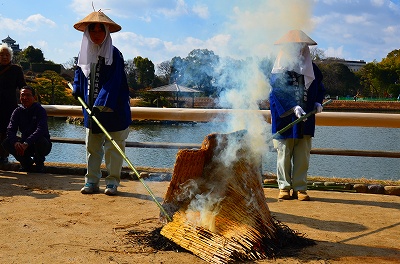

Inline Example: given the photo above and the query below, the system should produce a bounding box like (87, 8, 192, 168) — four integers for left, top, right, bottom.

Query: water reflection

(27, 117, 400, 181)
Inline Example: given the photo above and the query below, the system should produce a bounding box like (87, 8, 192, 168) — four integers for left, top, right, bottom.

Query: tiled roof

(148, 83, 200, 93)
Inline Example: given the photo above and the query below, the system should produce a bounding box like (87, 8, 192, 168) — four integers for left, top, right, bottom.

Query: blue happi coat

(269, 63, 325, 139)
(73, 46, 131, 133)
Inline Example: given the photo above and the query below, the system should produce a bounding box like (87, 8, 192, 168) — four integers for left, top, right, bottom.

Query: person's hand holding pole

(68, 83, 172, 222)
(271, 99, 332, 141)
(314, 102, 323, 113)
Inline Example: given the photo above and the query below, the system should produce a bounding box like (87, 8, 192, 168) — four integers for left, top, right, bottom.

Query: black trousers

(2, 136, 52, 165)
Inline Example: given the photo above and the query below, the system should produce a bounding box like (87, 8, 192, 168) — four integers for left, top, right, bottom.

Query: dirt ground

(0, 167, 399, 264)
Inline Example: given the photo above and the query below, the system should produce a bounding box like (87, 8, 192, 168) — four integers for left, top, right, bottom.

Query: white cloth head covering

(77, 24, 114, 78)
(271, 44, 315, 89)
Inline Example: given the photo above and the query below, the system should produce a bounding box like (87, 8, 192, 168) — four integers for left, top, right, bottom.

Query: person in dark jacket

(72, 10, 131, 196)
(2, 86, 52, 172)
(269, 30, 325, 201)
(0, 43, 27, 164)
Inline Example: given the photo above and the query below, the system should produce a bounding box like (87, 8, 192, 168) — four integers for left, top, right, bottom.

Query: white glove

(315, 102, 323, 113)
(293, 105, 306, 119)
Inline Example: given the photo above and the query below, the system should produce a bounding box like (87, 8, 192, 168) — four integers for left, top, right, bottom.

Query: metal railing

(44, 105, 400, 158)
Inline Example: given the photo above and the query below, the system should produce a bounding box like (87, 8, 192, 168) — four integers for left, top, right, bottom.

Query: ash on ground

(115, 217, 315, 260)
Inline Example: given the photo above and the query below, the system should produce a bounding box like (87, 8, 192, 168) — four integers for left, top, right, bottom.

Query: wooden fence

(43, 105, 400, 158)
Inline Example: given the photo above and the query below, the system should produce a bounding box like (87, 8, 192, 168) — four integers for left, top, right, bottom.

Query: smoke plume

(182, 0, 316, 230)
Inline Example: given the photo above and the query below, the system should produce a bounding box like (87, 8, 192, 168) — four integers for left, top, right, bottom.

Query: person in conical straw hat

(268, 29, 326, 201)
(72, 9, 131, 196)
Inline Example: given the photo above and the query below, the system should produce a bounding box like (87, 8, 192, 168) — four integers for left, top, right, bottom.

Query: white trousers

(273, 136, 311, 191)
(85, 128, 129, 186)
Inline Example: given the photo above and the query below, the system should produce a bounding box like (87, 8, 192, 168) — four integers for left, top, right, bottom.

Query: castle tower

(2, 36, 22, 53)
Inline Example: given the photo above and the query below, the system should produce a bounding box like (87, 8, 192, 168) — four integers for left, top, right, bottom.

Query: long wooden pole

(67, 83, 172, 222)
(43, 105, 400, 128)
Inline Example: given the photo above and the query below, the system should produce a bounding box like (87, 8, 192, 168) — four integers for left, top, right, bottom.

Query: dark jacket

(0, 63, 26, 132)
(6, 102, 51, 146)
(72, 46, 131, 133)
(269, 63, 325, 139)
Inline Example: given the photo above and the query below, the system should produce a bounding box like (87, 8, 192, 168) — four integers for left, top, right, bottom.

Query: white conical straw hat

(274, 29, 317, 45)
(74, 11, 121, 33)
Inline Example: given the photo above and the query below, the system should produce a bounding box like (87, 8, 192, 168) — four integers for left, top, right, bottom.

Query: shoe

(104, 185, 118, 196)
(35, 163, 45, 173)
(19, 158, 34, 172)
(293, 190, 310, 201)
(81, 183, 100, 194)
(278, 189, 291, 200)
(19, 166, 32, 172)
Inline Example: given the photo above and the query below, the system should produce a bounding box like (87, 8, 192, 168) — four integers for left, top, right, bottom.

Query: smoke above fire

(179, 0, 315, 230)
(215, 0, 315, 161)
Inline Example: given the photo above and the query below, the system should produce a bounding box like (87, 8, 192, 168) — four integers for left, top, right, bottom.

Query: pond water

(16, 117, 400, 181)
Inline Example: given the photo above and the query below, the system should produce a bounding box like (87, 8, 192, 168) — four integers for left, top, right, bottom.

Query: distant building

(340, 60, 366, 72)
(2, 36, 22, 53)
(318, 58, 367, 72)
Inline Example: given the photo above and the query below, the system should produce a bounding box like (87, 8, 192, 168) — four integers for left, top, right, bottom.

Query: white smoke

(179, 0, 316, 231)
(214, 0, 315, 161)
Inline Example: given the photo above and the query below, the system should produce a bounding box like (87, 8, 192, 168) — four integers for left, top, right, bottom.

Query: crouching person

(2, 86, 52, 172)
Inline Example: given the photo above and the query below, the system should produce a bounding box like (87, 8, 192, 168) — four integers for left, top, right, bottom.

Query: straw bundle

(160, 131, 283, 263)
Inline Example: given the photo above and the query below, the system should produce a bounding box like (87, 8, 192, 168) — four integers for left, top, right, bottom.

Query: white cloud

(383, 25, 398, 33)
(192, 4, 209, 19)
(0, 16, 27, 32)
(344, 14, 370, 24)
(112, 30, 232, 65)
(205, 34, 231, 49)
(157, 0, 189, 18)
(4, 0, 399, 65)
(36, 40, 48, 49)
(371, 0, 385, 6)
(70, 0, 106, 16)
(138, 15, 152, 23)
(324, 46, 344, 58)
(26, 14, 56, 27)
(388, 0, 400, 13)
(69, 0, 182, 20)
(0, 14, 56, 35)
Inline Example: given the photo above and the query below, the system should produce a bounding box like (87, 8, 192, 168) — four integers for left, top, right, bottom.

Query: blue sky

(1, 0, 399, 68)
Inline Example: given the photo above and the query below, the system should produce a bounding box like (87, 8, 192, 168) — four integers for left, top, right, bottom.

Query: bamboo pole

(270, 99, 332, 141)
(67, 83, 172, 222)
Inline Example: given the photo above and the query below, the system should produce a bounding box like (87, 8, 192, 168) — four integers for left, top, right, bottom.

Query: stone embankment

(323, 100, 400, 112)
(175, 97, 400, 111)
(263, 178, 400, 196)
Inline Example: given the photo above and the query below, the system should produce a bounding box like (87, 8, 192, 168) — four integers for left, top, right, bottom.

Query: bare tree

(310, 46, 326, 61)
(156, 60, 172, 83)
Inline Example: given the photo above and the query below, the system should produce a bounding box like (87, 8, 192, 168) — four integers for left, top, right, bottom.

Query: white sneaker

(81, 183, 99, 194)
(104, 185, 118, 196)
